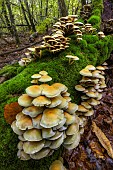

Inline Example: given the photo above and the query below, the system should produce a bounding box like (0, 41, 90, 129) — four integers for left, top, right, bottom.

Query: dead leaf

(92, 121, 113, 159)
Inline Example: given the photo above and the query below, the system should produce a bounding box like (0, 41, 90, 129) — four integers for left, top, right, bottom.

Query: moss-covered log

(0, 33, 113, 169)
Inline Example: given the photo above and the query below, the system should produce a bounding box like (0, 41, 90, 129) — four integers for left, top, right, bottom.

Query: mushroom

(30, 148, 51, 160)
(98, 31, 105, 38)
(23, 140, 45, 154)
(49, 160, 65, 170)
(65, 55, 79, 64)
(31, 74, 41, 84)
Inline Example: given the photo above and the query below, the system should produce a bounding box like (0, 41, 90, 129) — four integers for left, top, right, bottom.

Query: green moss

(92, 9, 101, 16)
(87, 0, 103, 30)
(87, 15, 101, 30)
(0, 64, 24, 79)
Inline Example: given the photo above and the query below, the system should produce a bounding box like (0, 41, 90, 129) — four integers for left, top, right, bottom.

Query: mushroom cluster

(80, 4, 92, 22)
(42, 34, 69, 53)
(10, 71, 83, 160)
(75, 64, 107, 117)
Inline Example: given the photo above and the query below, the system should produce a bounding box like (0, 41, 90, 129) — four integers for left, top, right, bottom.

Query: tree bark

(19, 0, 31, 30)
(24, 0, 36, 31)
(2, 1, 13, 35)
(58, 0, 68, 17)
(45, 0, 48, 17)
(5, 0, 20, 44)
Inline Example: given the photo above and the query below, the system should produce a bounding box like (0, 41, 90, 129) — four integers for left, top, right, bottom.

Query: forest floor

(0, 30, 51, 69)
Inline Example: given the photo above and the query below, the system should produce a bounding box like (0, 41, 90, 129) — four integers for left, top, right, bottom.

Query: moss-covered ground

(0, 34, 113, 169)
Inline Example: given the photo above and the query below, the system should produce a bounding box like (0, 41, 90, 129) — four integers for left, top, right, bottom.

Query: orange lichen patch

(92, 121, 113, 159)
(4, 102, 22, 124)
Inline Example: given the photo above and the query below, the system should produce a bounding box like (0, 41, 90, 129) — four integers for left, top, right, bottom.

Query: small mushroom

(65, 55, 79, 64)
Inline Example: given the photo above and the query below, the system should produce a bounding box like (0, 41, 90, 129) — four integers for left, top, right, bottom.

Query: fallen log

(0, 40, 43, 57)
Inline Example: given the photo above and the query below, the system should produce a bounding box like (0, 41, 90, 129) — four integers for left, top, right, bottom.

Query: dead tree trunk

(5, 0, 20, 44)
(58, 0, 68, 17)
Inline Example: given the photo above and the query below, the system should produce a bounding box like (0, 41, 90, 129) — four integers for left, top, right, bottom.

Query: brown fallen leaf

(89, 141, 104, 159)
(92, 121, 113, 159)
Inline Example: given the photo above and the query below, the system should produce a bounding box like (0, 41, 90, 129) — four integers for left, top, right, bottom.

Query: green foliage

(36, 18, 53, 34)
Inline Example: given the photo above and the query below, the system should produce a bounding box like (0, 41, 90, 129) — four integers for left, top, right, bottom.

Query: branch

(0, 40, 43, 56)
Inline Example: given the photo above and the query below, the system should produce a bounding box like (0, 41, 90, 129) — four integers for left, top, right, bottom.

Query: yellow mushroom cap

(63, 132, 80, 150)
(75, 22, 84, 26)
(87, 98, 100, 106)
(78, 105, 88, 112)
(17, 150, 31, 160)
(32, 96, 51, 107)
(23, 129, 42, 141)
(80, 69, 92, 77)
(40, 108, 64, 128)
(39, 70, 48, 76)
(84, 109, 94, 116)
(96, 66, 105, 71)
(66, 123, 79, 135)
(52, 83, 68, 93)
(42, 85, 61, 98)
(64, 131, 79, 145)
(22, 106, 44, 117)
(31, 74, 41, 79)
(81, 102, 92, 109)
(32, 114, 42, 129)
(11, 120, 24, 135)
(49, 160, 64, 170)
(85, 65, 96, 70)
(50, 134, 64, 149)
(18, 94, 33, 107)
(65, 55, 79, 60)
(75, 85, 85, 91)
(26, 85, 42, 98)
(39, 75, 52, 83)
(64, 112, 76, 125)
(66, 102, 78, 114)
(16, 112, 33, 130)
(23, 140, 45, 154)
(98, 31, 104, 35)
(57, 96, 68, 109)
(47, 96, 62, 108)
(42, 128, 55, 138)
(86, 91, 97, 98)
(30, 148, 50, 160)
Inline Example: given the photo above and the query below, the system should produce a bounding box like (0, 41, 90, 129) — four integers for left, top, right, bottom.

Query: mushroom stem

(69, 59, 74, 65)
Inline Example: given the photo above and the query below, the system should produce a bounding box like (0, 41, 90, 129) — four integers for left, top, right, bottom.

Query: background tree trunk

(5, 0, 20, 44)
(24, 0, 36, 32)
(2, 1, 13, 35)
(58, 0, 68, 17)
(19, 0, 31, 31)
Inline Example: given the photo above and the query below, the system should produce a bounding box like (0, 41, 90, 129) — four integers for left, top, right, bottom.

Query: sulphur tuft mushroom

(75, 64, 106, 118)
(10, 73, 82, 160)
(65, 55, 79, 64)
